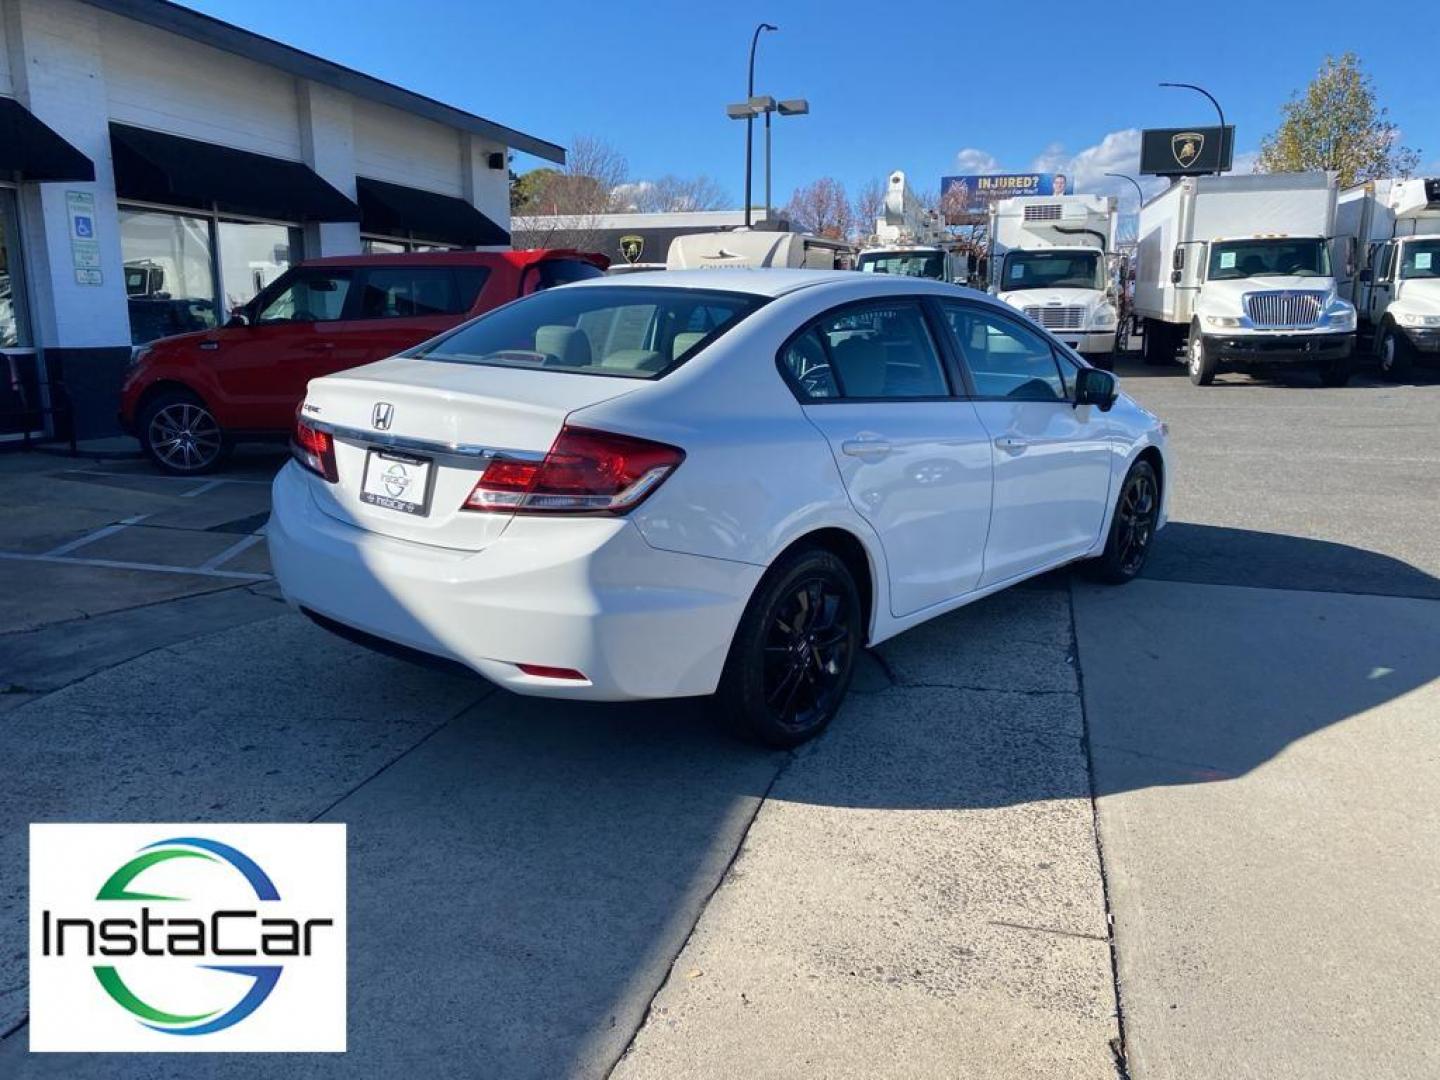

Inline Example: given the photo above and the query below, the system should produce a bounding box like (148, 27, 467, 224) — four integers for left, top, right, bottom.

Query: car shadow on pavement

(2, 525, 1436, 1079)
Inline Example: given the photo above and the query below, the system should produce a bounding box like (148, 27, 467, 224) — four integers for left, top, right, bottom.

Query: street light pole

(1104, 172, 1146, 204)
(744, 23, 777, 227)
(1158, 82, 1228, 172)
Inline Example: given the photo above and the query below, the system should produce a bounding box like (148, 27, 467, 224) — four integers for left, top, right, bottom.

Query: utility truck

(988, 194, 1121, 366)
(1134, 171, 1356, 386)
(1336, 177, 1440, 379)
(856, 171, 965, 283)
(666, 228, 855, 271)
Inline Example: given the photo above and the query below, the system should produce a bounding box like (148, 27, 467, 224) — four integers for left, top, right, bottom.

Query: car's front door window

(255, 271, 353, 324)
(940, 304, 1067, 400)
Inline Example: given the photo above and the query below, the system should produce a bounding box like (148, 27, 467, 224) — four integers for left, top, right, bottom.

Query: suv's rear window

(521, 258, 605, 293)
(412, 286, 765, 379)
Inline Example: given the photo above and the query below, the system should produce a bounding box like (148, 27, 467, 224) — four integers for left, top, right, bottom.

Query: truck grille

(1023, 204, 1062, 222)
(1243, 291, 1326, 329)
(1024, 305, 1085, 330)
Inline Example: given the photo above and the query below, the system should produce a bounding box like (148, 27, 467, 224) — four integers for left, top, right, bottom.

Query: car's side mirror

(1074, 367, 1118, 412)
(225, 310, 250, 328)
(1170, 269, 1182, 284)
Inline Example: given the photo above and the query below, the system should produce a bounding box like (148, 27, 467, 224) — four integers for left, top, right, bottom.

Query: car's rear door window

(414, 286, 763, 378)
(780, 302, 951, 401)
(355, 267, 490, 318)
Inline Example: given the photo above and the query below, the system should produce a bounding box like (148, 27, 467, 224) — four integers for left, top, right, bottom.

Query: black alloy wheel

(715, 547, 861, 747)
(1088, 460, 1160, 584)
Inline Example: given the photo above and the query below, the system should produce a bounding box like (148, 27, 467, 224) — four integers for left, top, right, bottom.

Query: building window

(217, 220, 299, 316)
(120, 207, 302, 343)
(362, 235, 457, 255)
(0, 187, 31, 349)
(120, 208, 218, 344)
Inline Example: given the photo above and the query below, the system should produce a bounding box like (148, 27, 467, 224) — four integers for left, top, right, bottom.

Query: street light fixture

(1158, 81, 1228, 173)
(726, 94, 810, 225)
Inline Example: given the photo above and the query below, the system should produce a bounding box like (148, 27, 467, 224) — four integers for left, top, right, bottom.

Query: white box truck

(988, 194, 1122, 366)
(1134, 171, 1356, 386)
(1336, 177, 1440, 379)
(667, 228, 855, 270)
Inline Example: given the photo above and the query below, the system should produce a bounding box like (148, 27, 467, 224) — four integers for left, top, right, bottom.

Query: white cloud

(952, 147, 1002, 174)
(609, 180, 653, 211)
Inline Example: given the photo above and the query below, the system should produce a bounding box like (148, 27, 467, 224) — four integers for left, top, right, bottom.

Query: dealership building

(0, 0, 563, 439)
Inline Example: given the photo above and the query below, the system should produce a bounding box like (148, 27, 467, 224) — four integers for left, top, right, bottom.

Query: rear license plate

(360, 449, 434, 516)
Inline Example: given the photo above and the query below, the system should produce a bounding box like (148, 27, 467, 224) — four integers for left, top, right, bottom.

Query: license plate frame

(359, 448, 435, 517)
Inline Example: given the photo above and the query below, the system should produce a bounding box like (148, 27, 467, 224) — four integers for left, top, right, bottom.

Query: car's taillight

(463, 425, 684, 514)
(292, 412, 338, 482)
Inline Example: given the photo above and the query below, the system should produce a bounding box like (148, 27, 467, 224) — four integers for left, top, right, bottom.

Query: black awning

(109, 123, 359, 222)
(0, 97, 94, 182)
(357, 177, 509, 247)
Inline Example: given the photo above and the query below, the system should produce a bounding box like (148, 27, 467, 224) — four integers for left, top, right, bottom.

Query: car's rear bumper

(267, 463, 762, 701)
(1210, 332, 1354, 364)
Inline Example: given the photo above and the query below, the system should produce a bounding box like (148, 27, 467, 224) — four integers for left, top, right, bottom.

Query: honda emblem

(372, 402, 394, 431)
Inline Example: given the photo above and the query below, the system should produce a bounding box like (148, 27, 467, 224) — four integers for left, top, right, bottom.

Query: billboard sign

(940, 173, 1068, 222)
(1139, 126, 1234, 176)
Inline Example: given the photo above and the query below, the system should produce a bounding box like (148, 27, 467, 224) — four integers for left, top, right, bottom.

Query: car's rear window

(411, 286, 766, 379)
(521, 258, 606, 293)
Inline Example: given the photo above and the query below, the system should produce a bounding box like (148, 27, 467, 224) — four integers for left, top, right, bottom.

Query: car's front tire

(138, 388, 232, 476)
(714, 546, 861, 748)
(1086, 459, 1161, 584)
(1187, 323, 1218, 385)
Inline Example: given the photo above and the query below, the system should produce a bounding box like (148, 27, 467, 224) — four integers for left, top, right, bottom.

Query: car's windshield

(412, 286, 766, 379)
(1001, 250, 1103, 291)
(1398, 239, 1440, 280)
(857, 251, 945, 279)
(1208, 238, 1330, 280)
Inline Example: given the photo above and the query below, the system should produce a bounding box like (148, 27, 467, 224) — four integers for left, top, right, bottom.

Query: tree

(852, 178, 886, 243)
(1257, 53, 1420, 186)
(625, 174, 729, 213)
(784, 178, 853, 240)
(510, 136, 630, 251)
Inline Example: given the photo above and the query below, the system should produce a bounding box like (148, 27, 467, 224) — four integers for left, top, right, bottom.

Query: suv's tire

(713, 546, 861, 748)
(1086, 459, 1161, 584)
(1376, 321, 1415, 381)
(137, 388, 232, 476)
(1187, 322, 1218, 385)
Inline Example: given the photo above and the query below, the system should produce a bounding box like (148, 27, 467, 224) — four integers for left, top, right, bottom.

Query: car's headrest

(535, 325, 592, 368)
(830, 335, 887, 397)
(671, 331, 706, 361)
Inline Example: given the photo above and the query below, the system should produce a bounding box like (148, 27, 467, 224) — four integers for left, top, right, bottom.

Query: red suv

(119, 249, 607, 474)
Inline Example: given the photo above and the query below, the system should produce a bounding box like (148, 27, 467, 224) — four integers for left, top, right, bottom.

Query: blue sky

(181, 0, 1436, 211)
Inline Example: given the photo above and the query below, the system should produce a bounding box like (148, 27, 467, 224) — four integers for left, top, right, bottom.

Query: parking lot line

(180, 479, 229, 498)
(0, 550, 269, 581)
(41, 515, 149, 557)
(198, 532, 265, 571)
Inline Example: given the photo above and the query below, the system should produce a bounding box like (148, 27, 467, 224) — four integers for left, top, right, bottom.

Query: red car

(120, 249, 607, 474)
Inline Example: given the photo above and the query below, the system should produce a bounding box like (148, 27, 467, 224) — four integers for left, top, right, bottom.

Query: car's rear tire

(1376, 322, 1415, 381)
(1187, 323, 1218, 385)
(1086, 459, 1161, 584)
(713, 546, 861, 748)
(138, 388, 232, 476)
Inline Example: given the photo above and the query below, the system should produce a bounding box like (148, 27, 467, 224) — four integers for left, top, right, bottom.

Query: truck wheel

(1376, 323, 1415, 381)
(1187, 323, 1218, 386)
(1319, 352, 1353, 388)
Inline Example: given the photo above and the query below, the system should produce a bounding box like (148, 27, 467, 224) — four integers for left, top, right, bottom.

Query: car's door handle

(841, 438, 893, 459)
(995, 435, 1028, 454)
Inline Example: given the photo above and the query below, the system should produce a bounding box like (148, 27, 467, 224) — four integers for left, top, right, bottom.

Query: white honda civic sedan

(269, 270, 1168, 746)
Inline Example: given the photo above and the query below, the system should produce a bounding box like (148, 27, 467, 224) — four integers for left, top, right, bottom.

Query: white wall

(353, 98, 463, 197)
(96, 8, 301, 161)
(0, 0, 14, 97)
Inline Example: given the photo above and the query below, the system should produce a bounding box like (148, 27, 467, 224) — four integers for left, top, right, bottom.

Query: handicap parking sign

(73, 215, 94, 239)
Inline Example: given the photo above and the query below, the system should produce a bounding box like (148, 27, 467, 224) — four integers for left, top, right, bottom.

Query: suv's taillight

(292, 412, 338, 482)
(463, 425, 683, 514)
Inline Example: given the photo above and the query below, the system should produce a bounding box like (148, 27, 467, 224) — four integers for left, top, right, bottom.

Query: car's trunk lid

(300, 355, 643, 550)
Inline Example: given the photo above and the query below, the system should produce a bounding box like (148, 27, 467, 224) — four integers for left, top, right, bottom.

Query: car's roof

(302, 249, 604, 269)
(564, 267, 993, 302)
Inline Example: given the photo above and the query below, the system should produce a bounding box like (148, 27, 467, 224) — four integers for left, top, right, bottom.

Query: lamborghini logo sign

(1171, 132, 1205, 168)
(619, 235, 645, 264)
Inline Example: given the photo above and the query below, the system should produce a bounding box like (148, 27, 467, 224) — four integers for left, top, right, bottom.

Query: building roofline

(79, 0, 567, 163)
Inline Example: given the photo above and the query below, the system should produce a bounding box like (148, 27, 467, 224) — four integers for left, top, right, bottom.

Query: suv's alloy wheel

(139, 391, 232, 475)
